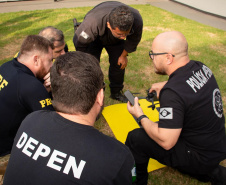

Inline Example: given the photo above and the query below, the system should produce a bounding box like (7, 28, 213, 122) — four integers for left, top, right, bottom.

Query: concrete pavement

(0, 0, 156, 12)
(0, 0, 226, 31)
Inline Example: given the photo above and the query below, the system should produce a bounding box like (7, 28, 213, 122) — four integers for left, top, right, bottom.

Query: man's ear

(166, 54, 173, 65)
(33, 55, 40, 67)
(28, 55, 40, 77)
(96, 88, 104, 107)
(107, 22, 111, 29)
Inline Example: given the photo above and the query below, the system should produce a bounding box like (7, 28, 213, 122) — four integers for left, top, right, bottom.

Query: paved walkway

(0, 0, 226, 31)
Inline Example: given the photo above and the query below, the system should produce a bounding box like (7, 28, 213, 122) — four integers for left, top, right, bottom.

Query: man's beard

(155, 71, 166, 75)
(36, 64, 49, 80)
(154, 66, 167, 75)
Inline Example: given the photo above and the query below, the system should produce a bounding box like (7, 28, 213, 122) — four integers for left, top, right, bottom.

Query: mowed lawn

(0, 4, 226, 185)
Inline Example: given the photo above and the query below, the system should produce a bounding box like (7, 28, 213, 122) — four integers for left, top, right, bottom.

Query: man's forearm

(140, 118, 181, 150)
(120, 49, 128, 57)
(140, 118, 164, 145)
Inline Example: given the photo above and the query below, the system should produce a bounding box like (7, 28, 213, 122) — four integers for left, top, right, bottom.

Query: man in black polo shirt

(14, 26, 67, 91)
(0, 35, 54, 158)
(73, 1, 143, 102)
(125, 31, 226, 184)
(3, 52, 134, 185)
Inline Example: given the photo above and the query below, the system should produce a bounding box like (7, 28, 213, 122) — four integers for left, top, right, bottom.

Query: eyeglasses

(149, 50, 175, 60)
(124, 28, 134, 37)
(112, 28, 134, 38)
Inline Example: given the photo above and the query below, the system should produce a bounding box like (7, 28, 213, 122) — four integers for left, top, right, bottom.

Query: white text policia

(186, 65, 213, 93)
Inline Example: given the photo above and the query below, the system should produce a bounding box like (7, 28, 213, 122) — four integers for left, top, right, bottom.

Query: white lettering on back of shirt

(47, 150, 67, 171)
(63, 156, 86, 179)
(16, 132, 86, 180)
(16, 132, 28, 149)
(22, 137, 39, 157)
(33, 143, 51, 160)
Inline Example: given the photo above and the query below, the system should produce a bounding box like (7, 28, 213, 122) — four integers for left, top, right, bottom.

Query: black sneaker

(110, 91, 128, 103)
(73, 18, 81, 33)
(209, 165, 226, 185)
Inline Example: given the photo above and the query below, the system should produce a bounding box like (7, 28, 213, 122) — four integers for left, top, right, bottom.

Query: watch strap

(137, 115, 148, 126)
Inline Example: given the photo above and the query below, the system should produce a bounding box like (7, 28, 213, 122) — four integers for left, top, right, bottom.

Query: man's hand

(127, 97, 144, 118)
(43, 72, 51, 92)
(149, 81, 167, 98)
(117, 55, 128, 70)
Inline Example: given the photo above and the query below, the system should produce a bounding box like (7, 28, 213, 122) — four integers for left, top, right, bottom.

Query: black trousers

(78, 38, 125, 94)
(125, 128, 218, 185)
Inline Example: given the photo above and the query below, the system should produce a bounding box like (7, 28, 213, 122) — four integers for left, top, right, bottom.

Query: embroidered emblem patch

(159, 108, 173, 119)
(80, 31, 89, 39)
(213, 88, 223, 118)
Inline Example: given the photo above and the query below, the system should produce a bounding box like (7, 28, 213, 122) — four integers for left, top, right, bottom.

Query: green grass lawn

(0, 4, 226, 185)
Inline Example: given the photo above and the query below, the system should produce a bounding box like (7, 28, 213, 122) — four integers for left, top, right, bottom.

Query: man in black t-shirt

(3, 52, 134, 185)
(0, 35, 54, 158)
(125, 31, 226, 185)
(73, 1, 143, 102)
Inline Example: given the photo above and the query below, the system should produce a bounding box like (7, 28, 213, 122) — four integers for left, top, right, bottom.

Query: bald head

(152, 31, 188, 57)
(39, 26, 65, 59)
(151, 31, 190, 76)
(39, 26, 64, 47)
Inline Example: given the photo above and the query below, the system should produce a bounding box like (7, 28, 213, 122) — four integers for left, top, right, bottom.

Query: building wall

(172, 0, 226, 18)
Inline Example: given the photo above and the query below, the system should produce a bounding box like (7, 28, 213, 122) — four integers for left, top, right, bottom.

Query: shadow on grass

(0, 11, 52, 34)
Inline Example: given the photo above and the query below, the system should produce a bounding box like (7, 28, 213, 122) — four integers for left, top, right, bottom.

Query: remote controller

(124, 90, 135, 106)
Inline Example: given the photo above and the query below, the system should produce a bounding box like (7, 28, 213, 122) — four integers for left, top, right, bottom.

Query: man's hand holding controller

(125, 90, 149, 127)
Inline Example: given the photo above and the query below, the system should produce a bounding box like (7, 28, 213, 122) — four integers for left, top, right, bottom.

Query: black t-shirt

(0, 59, 54, 156)
(73, 1, 143, 53)
(4, 111, 134, 185)
(159, 60, 226, 165)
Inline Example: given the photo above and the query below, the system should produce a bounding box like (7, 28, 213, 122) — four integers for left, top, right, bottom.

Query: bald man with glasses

(125, 31, 226, 185)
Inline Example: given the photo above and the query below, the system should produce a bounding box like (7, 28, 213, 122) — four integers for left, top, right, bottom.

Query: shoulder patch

(159, 108, 173, 119)
(213, 88, 223, 118)
(80, 31, 89, 39)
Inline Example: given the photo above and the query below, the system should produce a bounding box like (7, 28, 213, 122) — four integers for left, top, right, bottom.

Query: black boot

(110, 91, 128, 103)
(209, 165, 226, 185)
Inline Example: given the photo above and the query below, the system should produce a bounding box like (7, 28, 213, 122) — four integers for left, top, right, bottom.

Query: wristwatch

(137, 115, 148, 126)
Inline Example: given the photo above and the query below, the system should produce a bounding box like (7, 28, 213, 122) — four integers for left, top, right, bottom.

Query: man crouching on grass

(3, 51, 134, 185)
(126, 31, 226, 185)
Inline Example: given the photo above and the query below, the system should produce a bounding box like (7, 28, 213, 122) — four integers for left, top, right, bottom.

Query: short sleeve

(113, 151, 134, 185)
(158, 89, 185, 129)
(19, 75, 54, 112)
